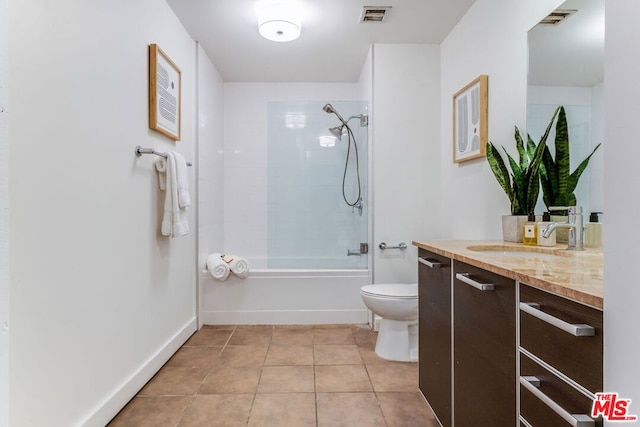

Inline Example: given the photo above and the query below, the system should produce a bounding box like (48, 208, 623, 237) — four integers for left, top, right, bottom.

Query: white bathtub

(200, 262, 371, 325)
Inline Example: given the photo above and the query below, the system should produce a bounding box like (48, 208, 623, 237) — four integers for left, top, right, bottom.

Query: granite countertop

(412, 240, 604, 310)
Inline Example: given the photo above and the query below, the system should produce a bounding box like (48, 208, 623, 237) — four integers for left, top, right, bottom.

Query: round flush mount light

(256, 0, 302, 42)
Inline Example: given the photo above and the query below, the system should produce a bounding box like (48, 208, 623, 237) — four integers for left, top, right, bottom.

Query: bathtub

(200, 259, 370, 325)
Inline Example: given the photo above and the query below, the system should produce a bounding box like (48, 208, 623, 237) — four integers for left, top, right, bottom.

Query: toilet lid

(361, 284, 418, 298)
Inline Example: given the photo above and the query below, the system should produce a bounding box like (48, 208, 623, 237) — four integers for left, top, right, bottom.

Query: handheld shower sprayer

(321, 103, 364, 211)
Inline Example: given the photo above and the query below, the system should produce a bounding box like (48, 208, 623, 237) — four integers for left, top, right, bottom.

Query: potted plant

(539, 106, 602, 212)
(486, 114, 555, 242)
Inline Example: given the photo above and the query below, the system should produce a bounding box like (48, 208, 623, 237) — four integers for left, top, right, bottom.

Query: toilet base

(374, 319, 418, 362)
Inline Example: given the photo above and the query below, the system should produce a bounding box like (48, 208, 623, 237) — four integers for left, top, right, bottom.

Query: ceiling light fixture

(256, 0, 302, 42)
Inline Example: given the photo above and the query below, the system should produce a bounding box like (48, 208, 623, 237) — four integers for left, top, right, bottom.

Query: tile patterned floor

(108, 324, 439, 427)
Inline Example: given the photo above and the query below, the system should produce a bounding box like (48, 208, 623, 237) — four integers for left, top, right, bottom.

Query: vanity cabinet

(418, 249, 452, 427)
(453, 261, 517, 427)
(519, 283, 603, 426)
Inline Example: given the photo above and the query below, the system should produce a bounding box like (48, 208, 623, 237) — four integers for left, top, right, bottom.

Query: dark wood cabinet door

(453, 261, 516, 427)
(418, 249, 452, 427)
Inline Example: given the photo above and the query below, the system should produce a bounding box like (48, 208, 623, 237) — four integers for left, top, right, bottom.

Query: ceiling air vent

(539, 8, 577, 25)
(360, 6, 391, 23)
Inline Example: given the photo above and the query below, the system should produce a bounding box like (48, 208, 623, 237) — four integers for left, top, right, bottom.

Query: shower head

(322, 103, 336, 114)
(322, 103, 347, 124)
(329, 125, 344, 140)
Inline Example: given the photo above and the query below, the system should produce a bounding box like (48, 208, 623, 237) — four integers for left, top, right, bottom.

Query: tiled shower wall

(222, 83, 361, 264)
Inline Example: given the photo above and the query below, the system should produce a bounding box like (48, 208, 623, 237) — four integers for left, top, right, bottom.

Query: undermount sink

(466, 245, 564, 259)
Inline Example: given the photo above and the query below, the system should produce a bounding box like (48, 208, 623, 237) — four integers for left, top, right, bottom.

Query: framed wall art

(149, 44, 181, 141)
(453, 74, 488, 163)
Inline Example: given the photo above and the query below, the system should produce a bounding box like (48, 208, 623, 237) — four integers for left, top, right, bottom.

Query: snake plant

(487, 120, 551, 215)
(539, 106, 602, 213)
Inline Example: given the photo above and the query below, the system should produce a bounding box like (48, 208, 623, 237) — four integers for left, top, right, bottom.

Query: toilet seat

(361, 284, 418, 299)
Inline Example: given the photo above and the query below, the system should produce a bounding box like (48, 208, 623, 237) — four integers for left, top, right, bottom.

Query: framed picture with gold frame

(453, 75, 488, 163)
(149, 44, 181, 141)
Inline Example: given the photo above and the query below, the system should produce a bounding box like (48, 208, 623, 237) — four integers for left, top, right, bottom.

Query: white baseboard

(80, 317, 197, 427)
(201, 309, 368, 325)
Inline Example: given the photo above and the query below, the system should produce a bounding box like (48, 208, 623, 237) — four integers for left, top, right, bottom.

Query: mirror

(527, 0, 604, 217)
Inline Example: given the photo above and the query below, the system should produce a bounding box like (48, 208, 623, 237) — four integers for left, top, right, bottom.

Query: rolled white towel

(229, 256, 249, 279)
(206, 253, 230, 281)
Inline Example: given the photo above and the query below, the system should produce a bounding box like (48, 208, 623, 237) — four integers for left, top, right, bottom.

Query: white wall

(604, 0, 640, 411)
(371, 44, 441, 284)
(440, 0, 563, 239)
(222, 82, 359, 262)
(0, 0, 9, 424)
(197, 44, 225, 328)
(9, 1, 197, 425)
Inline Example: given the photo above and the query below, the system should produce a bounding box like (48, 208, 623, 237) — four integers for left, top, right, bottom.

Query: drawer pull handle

(418, 257, 441, 269)
(455, 273, 494, 291)
(520, 376, 594, 426)
(520, 302, 595, 337)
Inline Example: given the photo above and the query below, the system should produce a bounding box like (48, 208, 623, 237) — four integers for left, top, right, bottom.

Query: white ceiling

(166, 0, 476, 82)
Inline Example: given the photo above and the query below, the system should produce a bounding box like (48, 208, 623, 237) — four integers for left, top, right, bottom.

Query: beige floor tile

(352, 327, 378, 346)
(257, 365, 315, 393)
(366, 363, 419, 392)
(272, 328, 314, 345)
(166, 346, 222, 367)
(316, 392, 386, 427)
(265, 345, 313, 365)
(177, 394, 254, 427)
(235, 325, 274, 330)
(314, 344, 362, 365)
(199, 366, 262, 394)
(108, 396, 192, 427)
(377, 392, 440, 427)
(248, 393, 316, 427)
(185, 329, 233, 346)
(201, 325, 236, 330)
(359, 345, 398, 365)
(139, 367, 210, 396)
(314, 365, 372, 392)
(227, 328, 273, 346)
(313, 327, 355, 345)
(216, 345, 268, 367)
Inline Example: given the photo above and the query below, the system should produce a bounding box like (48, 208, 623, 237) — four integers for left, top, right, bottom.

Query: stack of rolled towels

(206, 253, 250, 281)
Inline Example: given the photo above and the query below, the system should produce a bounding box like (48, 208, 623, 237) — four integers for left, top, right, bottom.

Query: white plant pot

(502, 215, 528, 243)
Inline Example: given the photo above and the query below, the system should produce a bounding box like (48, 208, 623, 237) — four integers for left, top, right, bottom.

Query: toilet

(360, 284, 419, 362)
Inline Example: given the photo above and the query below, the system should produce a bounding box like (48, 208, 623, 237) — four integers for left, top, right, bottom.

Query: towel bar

(135, 145, 192, 166)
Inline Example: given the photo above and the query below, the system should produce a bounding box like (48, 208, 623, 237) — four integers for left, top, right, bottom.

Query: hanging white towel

(206, 253, 230, 281)
(172, 151, 191, 208)
(158, 153, 189, 237)
(155, 157, 167, 190)
(229, 256, 250, 279)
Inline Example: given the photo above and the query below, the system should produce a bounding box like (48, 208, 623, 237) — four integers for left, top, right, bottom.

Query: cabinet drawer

(520, 284, 603, 393)
(520, 353, 601, 426)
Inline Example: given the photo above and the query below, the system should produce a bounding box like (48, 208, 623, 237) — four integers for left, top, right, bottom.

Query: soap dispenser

(585, 212, 603, 248)
(523, 213, 538, 246)
(537, 211, 556, 247)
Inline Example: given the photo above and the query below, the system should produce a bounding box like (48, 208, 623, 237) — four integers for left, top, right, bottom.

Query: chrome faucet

(541, 206, 585, 251)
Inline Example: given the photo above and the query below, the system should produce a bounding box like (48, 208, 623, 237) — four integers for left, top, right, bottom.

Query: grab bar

(135, 145, 192, 166)
(379, 242, 408, 250)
